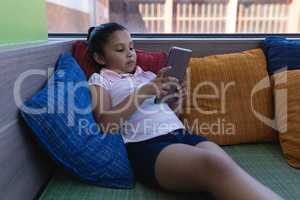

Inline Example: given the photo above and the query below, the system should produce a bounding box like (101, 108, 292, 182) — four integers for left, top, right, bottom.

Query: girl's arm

(89, 83, 153, 133)
(90, 67, 177, 133)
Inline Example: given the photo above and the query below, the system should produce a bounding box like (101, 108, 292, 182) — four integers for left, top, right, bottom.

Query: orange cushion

(182, 48, 277, 145)
(273, 70, 300, 169)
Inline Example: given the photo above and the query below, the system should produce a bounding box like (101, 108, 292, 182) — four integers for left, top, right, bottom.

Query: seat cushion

(40, 143, 300, 200)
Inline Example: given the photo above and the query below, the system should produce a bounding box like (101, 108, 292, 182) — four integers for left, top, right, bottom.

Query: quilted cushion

(263, 37, 300, 74)
(20, 53, 134, 188)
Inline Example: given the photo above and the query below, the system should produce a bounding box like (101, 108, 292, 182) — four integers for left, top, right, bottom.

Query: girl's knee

(196, 141, 226, 155)
(199, 152, 237, 184)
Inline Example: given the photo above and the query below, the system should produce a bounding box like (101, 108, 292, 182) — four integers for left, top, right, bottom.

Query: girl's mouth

(127, 60, 136, 66)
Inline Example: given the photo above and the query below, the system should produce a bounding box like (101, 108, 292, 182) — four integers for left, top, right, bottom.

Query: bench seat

(40, 143, 300, 200)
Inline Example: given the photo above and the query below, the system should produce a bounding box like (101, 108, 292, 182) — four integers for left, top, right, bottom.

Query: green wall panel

(0, 0, 47, 46)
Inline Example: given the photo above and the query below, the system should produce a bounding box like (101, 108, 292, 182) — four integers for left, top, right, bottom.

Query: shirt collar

(100, 66, 143, 79)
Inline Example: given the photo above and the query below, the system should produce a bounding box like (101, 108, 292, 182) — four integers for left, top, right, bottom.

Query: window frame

(49, 33, 300, 40)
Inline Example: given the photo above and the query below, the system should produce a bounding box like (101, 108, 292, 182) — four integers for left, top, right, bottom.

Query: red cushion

(72, 41, 167, 78)
(135, 49, 167, 74)
(72, 41, 98, 78)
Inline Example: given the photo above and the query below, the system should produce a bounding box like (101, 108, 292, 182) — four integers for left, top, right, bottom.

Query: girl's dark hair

(87, 22, 127, 56)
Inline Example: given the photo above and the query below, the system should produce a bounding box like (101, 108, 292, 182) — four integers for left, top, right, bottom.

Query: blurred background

(47, 0, 300, 34)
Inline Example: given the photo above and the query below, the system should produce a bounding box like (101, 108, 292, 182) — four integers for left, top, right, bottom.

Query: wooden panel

(0, 41, 73, 200)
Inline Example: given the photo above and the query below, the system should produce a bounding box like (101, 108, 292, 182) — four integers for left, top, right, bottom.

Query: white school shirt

(88, 66, 185, 143)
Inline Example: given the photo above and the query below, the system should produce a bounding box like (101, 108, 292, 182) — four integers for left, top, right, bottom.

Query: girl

(87, 22, 282, 200)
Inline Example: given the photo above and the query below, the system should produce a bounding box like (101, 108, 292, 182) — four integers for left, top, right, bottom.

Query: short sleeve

(145, 70, 157, 80)
(88, 73, 111, 90)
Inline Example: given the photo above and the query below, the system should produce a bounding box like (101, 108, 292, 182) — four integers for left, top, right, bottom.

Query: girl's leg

(154, 143, 283, 200)
(194, 141, 283, 200)
(195, 141, 233, 159)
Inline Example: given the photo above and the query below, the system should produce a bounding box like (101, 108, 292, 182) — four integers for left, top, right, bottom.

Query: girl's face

(95, 30, 137, 74)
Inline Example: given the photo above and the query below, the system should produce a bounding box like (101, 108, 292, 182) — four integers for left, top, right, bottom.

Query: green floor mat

(40, 143, 300, 200)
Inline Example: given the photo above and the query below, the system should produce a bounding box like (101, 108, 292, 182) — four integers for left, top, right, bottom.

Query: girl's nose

(127, 50, 133, 57)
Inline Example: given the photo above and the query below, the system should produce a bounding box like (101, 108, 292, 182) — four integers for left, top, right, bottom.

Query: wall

(47, 0, 109, 33)
(47, 2, 90, 33)
(0, 0, 47, 46)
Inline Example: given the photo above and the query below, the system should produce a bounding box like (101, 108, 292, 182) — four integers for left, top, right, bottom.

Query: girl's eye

(116, 49, 123, 52)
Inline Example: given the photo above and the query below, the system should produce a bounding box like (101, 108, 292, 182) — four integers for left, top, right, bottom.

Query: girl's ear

(93, 53, 105, 65)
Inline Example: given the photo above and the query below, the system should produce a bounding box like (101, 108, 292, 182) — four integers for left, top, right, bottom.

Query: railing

(138, 3, 165, 32)
(137, 0, 300, 33)
(175, 2, 227, 33)
(237, 3, 289, 33)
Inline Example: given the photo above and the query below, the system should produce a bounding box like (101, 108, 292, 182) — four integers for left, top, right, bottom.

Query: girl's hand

(140, 66, 179, 97)
(168, 80, 187, 114)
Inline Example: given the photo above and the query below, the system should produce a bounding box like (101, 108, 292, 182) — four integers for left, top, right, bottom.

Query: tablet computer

(165, 46, 192, 83)
(155, 46, 192, 104)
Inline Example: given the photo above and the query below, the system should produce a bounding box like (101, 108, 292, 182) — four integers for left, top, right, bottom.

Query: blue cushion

(263, 37, 300, 74)
(20, 53, 134, 189)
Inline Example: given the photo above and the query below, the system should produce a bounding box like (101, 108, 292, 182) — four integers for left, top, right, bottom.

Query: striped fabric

(182, 48, 277, 145)
(273, 70, 300, 169)
(40, 143, 300, 200)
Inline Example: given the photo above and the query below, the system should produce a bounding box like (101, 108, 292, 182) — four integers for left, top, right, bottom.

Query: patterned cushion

(20, 53, 134, 188)
(272, 70, 300, 169)
(72, 41, 167, 77)
(182, 49, 277, 145)
(263, 37, 300, 74)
